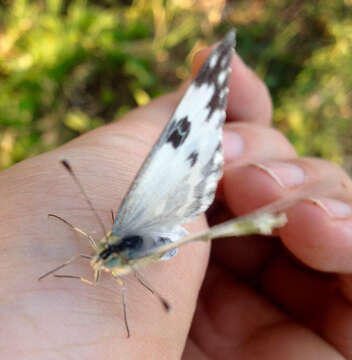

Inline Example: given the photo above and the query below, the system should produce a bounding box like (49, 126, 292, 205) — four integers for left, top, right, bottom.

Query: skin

(1, 43, 352, 360)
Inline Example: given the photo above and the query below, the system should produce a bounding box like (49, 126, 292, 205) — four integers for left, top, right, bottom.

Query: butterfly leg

(111, 209, 115, 224)
(48, 213, 97, 249)
(112, 274, 130, 338)
(134, 271, 171, 312)
(49, 261, 101, 286)
(38, 254, 92, 281)
(53, 266, 101, 284)
(53, 273, 98, 286)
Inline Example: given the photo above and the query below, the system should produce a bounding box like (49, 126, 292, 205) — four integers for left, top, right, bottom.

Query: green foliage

(0, 0, 351, 171)
(235, 0, 352, 169)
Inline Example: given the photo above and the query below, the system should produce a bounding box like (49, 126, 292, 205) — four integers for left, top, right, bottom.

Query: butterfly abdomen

(166, 116, 191, 149)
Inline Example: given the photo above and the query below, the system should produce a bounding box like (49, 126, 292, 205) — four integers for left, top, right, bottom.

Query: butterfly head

(91, 232, 144, 276)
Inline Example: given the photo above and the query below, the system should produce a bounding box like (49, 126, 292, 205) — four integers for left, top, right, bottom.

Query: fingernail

(251, 161, 305, 188)
(308, 198, 352, 219)
(223, 130, 244, 160)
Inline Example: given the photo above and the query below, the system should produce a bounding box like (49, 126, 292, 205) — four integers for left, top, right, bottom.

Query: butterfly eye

(100, 247, 112, 260)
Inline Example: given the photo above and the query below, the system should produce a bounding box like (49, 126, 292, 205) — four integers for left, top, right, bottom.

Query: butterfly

(40, 30, 290, 337)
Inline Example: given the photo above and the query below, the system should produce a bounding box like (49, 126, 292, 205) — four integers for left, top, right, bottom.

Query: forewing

(113, 30, 235, 238)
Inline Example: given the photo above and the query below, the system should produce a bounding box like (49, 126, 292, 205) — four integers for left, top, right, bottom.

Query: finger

(0, 91, 209, 358)
(192, 48, 272, 125)
(215, 121, 296, 202)
(183, 339, 209, 359)
(222, 122, 296, 164)
(261, 251, 352, 359)
(223, 157, 352, 273)
(209, 123, 297, 276)
(188, 263, 344, 359)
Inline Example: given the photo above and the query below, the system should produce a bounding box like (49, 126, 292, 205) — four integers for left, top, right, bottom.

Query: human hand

(0, 41, 351, 360)
(184, 48, 351, 360)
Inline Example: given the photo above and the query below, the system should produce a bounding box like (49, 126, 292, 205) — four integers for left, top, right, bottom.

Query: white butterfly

(40, 30, 289, 336)
(101, 30, 236, 271)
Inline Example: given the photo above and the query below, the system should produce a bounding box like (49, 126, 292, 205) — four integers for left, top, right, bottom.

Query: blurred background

(0, 0, 351, 171)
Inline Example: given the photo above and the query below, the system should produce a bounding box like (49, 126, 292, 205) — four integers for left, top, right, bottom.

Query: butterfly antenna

(60, 159, 107, 236)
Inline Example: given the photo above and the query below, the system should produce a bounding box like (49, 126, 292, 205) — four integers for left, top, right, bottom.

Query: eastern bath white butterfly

(40, 30, 291, 337)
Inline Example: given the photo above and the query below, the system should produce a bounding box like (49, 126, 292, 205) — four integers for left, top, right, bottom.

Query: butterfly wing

(135, 176, 336, 260)
(112, 30, 235, 255)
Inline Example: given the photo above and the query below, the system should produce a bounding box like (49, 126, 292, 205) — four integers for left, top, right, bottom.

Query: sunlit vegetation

(0, 0, 351, 171)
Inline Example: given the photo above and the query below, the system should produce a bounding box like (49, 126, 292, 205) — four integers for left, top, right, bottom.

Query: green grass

(1, 0, 351, 171)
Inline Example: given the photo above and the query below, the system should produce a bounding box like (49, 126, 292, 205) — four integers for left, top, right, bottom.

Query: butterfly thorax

(90, 232, 144, 275)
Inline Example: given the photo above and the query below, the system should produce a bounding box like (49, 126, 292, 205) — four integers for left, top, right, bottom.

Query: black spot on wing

(184, 198, 202, 218)
(194, 30, 235, 88)
(157, 236, 172, 245)
(166, 116, 191, 149)
(184, 141, 223, 218)
(187, 150, 198, 167)
(193, 30, 235, 123)
(215, 142, 222, 153)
